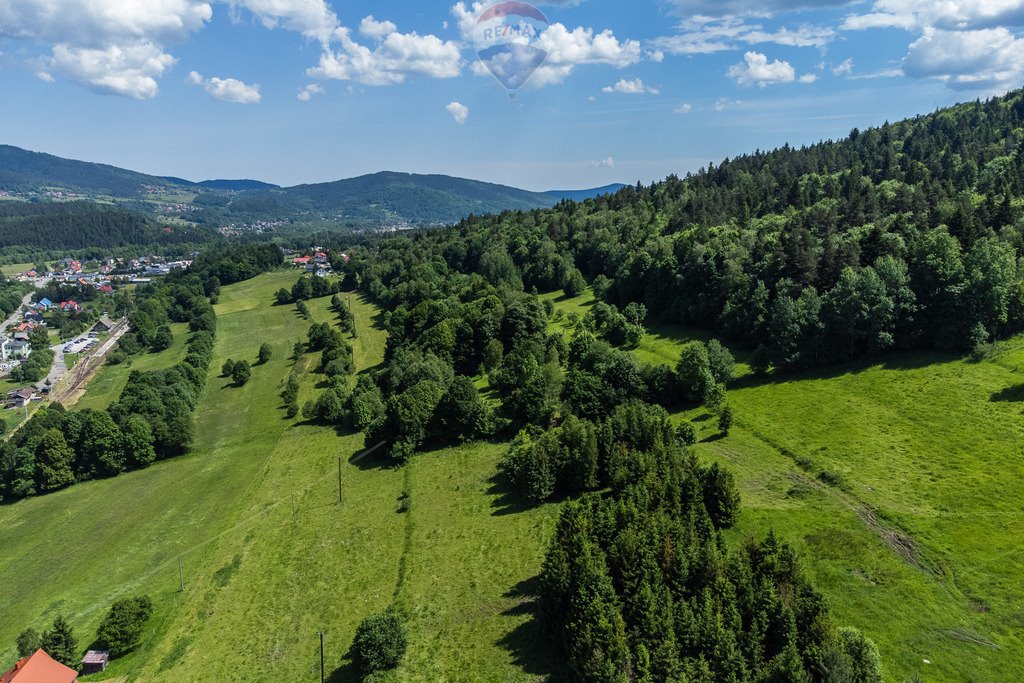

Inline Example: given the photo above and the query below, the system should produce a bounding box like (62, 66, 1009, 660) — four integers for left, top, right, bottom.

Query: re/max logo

(482, 24, 538, 41)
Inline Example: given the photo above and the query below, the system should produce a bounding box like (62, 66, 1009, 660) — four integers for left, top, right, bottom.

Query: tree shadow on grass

(991, 383, 1024, 402)
(728, 351, 955, 392)
(496, 576, 567, 680)
(487, 472, 538, 517)
(326, 659, 360, 683)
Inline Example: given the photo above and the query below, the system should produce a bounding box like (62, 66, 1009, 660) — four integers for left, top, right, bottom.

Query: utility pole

(318, 631, 325, 683)
(337, 456, 343, 506)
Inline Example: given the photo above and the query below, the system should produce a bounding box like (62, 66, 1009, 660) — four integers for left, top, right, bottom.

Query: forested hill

(356, 89, 1024, 371)
(0, 145, 192, 195)
(0, 202, 211, 249)
(258, 171, 557, 224)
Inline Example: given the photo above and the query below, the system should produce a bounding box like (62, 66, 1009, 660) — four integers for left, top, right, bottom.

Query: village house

(0, 649, 78, 683)
(59, 300, 82, 313)
(6, 387, 34, 409)
(0, 338, 30, 361)
(92, 315, 117, 333)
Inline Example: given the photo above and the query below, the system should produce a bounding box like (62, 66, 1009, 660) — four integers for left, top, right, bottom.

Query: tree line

(338, 90, 1024, 374)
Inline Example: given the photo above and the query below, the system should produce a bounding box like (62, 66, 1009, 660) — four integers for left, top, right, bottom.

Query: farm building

(0, 649, 78, 683)
(80, 651, 109, 675)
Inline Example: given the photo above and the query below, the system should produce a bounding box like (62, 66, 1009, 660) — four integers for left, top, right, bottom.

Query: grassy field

(546, 290, 1024, 682)
(0, 271, 557, 682)
(72, 322, 191, 411)
(0, 262, 34, 277)
(6, 275, 1022, 682)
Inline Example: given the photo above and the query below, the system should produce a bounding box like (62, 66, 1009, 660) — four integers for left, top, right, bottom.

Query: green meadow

(547, 291, 1024, 682)
(0, 271, 555, 682)
(2, 275, 1022, 681)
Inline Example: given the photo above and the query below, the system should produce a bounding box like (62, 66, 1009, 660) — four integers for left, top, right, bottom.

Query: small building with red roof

(0, 649, 78, 683)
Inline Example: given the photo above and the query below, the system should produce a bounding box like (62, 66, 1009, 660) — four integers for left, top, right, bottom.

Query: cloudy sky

(1, 0, 1022, 190)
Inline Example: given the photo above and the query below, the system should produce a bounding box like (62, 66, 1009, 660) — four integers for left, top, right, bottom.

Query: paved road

(0, 291, 36, 332)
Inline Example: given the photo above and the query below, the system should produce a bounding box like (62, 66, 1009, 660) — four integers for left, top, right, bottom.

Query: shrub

(258, 343, 272, 365)
(676, 421, 698, 446)
(231, 360, 251, 386)
(351, 609, 408, 675)
(16, 628, 40, 658)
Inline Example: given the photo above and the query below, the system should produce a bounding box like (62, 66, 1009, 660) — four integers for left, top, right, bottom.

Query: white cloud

(591, 157, 614, 168)
(50, 42, 176, 99)
(798, 72, 818, 82)
(714, 97, 742, 111)
(452, 3, 644, 88)
(652, 16, 835, 56)
(602, 78, 659, 94)
(228, 0, 339, 44)
(446, 100, 469, 124)
(310, 24, 463, 86)
(843, 0, 1024, 32)
(727, 51, 796, 87)
(666, 0, 852, 16)
(674, 102, 693, 113)
(833, 57, 854, 75)
(359, 15, 397, 40)
(841, 12, 917, 30)
(187, 70, 262, 103)
(537, 24, 642, 68)
(0, 0, 212, 98)
(297, 83, 323, 101)
(902, 27, 1024, 91)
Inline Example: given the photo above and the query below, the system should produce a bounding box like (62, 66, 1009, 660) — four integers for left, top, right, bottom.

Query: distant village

(285, 247, 341, 277)
(2, 254, 194, 410)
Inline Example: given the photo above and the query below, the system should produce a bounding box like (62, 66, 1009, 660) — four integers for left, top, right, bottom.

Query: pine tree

(40, 615, 77, 667)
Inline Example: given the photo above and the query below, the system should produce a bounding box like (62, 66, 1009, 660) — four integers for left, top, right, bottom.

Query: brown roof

(0, 649, 78, 683)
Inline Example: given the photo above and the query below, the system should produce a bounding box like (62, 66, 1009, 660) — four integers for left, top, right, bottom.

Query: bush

(676, 421, 698, 446)
(95, 595, 153, 658)
(257, 343, 272, 365)
(231, 360, 251, 386)
(221, 359, 235, 377)
(16, 627, 40, 658)
(351, 609, 408, 675)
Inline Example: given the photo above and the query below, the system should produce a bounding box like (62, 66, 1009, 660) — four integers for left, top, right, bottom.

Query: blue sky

(1, 0, 1022, 190)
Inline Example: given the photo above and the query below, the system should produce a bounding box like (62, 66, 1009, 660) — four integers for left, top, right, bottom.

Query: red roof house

(0, 649, 78, 683)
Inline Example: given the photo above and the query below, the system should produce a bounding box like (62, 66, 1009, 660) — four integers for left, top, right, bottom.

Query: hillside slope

(242, 171, 558, 225)
(0, 145, 191, 196)
(0, 146, 560, 228)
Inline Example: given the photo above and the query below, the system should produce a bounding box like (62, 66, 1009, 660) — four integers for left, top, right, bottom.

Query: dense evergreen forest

(340, 89, 1024, 372)
(0, 202, 212, 250)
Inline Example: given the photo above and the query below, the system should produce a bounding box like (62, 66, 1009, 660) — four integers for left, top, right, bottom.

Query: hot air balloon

(473, 2, 550, 100)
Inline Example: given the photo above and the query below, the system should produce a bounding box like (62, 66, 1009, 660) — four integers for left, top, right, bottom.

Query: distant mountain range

(0, 144, 624, 229)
